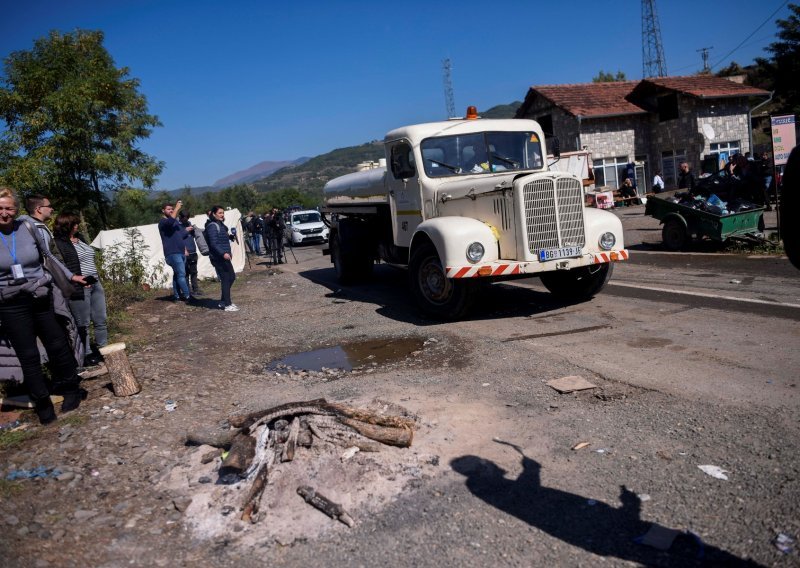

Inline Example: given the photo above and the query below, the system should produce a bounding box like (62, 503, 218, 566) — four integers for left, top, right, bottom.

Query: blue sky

(1, 0, 792, 189)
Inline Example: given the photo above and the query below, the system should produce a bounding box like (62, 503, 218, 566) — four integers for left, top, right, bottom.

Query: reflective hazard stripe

(593, 250, 629, 264)
(446, 264, 522, 278)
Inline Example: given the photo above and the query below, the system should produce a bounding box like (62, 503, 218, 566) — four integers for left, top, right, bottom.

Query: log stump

(98, 342, 141, 396)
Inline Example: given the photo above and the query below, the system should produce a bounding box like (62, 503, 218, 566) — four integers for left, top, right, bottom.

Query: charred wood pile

(185, 398, 418, 527)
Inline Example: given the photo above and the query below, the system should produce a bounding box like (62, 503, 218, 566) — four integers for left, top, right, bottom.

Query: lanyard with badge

(1, 231, 27, 284)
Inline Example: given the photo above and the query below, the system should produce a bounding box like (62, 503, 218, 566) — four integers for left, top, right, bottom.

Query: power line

(710, 0, 789, 70)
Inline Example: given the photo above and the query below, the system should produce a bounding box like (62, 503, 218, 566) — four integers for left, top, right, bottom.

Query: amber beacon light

(465, 106, 478, 119)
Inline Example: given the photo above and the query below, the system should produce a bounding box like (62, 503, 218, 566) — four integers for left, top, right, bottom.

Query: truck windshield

(421, 131, 544, 178)
(292, 212, 321, 224)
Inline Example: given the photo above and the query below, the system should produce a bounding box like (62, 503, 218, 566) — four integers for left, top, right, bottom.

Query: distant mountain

(213, 158, 309, 188)
(481, 101, 522, 118)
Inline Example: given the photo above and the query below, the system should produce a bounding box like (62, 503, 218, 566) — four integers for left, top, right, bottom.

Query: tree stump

(98, 342, 141, 396)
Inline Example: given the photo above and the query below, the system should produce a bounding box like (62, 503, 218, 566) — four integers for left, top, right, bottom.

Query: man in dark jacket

(248, 213, 264, 255)
(678, 162, 695, 190)
(158, 201, 192, 301)
(268, 208, 286, 265)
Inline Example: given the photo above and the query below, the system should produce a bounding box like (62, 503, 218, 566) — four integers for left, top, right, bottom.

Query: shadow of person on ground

(450, 445, 763, 567)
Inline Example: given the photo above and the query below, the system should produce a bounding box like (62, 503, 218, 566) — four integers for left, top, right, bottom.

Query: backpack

(193, 225, 210, 256)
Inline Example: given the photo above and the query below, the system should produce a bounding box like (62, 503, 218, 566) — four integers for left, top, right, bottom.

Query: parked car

(285, 209, 329, 245)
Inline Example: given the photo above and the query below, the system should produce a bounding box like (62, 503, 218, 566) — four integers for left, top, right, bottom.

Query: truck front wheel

(539, 263, 613, 302)
(409, 243, 477, 319)
(331, 231, 373, 284)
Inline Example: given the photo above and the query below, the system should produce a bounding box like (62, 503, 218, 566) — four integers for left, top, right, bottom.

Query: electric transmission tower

(697, 46, 713, 73)
(641, 0, 668, 78)
(442, 58, 456, 119)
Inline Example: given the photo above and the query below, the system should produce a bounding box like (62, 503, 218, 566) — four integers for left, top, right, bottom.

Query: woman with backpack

(206, 206, 238, 312)
(0, 187, 86, 424)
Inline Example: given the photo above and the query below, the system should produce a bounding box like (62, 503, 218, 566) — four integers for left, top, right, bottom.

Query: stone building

(515, 76, 769, 190)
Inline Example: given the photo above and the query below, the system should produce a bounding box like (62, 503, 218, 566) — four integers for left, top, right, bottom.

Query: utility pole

(442, 58, 456, 119)
(697, 46, 713, 73)
(641, 0, 668, 78)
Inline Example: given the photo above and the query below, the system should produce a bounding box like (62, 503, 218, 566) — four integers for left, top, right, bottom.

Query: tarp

(90, 209, 246, 289)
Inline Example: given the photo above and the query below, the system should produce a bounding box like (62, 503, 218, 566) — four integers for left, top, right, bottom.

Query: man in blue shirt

(158, 200, 192, 301)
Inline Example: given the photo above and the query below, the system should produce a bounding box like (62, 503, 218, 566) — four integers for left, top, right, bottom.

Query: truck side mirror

(550, 137, 561, 159)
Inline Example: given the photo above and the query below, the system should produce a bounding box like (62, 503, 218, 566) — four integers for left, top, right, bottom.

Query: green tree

(765, 3, 800, 115)
(592, 70, 627, 82)
(0, 29, 163, 229)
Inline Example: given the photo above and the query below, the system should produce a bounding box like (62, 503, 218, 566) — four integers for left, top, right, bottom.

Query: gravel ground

(1, 235, 797, 567)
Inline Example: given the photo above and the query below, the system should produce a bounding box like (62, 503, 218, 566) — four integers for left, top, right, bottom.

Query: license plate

(538, 246, 582, 262)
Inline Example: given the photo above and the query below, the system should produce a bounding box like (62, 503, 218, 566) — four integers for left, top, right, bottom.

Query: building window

(593, 156, 629, 189)
(658, 93, 679, 122)
(709, 140, 742, 170)
(537, 114, 553, 136)
(661, 149, 686, 188)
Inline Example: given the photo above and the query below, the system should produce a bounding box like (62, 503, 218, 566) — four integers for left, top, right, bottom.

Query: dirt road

(2, 208, 798, 567)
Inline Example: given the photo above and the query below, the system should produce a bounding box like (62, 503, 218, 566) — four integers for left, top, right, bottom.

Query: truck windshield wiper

(491, 153, 520, 168)
(427, 158, 461, 173)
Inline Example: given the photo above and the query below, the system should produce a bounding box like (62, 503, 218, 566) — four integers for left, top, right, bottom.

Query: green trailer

(644, 190, 765, 251)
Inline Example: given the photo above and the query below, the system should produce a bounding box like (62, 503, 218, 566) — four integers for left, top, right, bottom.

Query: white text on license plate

(538, 246, 582, 262)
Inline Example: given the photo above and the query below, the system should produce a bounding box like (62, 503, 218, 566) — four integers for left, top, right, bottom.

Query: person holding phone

(53, 213, 107, 366)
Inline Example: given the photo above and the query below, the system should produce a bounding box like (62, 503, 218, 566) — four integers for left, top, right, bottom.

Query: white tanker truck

(323, 107, 628, 319)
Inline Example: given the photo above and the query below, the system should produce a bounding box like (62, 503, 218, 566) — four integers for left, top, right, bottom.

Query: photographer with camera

(268, 207, 286, 265)
(53, 212, 108, 367)
(206, 205, 238, 312)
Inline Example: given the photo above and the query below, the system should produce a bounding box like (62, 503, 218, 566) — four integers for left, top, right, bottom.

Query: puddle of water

(266, 337, 425, 373)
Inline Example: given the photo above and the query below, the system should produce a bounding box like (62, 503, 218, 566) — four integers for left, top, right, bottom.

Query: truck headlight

(599, 232, 616, 250)
(291, 227, 301, 233)
(466, 242, 485, 263)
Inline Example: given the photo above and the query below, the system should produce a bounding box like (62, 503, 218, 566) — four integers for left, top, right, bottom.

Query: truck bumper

(445, 249, 629, 278)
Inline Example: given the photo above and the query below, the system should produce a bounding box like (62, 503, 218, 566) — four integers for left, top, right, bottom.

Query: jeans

(165, 253, 190, 299)
(184, 252, 200, 293)
(250, 234, 261, 255)
(212, 257, 236, 306)
(0, 293, 79, 402)
(68, 280, 108, 355)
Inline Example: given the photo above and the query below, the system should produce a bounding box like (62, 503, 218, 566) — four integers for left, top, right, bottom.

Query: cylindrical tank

(324, 167, 389, 205)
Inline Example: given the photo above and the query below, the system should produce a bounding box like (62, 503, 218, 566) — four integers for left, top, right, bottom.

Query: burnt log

(184, 429, 237, 449)
(220, 433, 256, 476)
(229, 398, 328, 430)
(240, 460, 269, 523)
(297, 486, 354, 527)
(338, 417, 413, 448)
(281, 417, 300, 462)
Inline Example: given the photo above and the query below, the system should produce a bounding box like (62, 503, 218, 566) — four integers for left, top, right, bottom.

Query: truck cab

(323, 108, 628, 319)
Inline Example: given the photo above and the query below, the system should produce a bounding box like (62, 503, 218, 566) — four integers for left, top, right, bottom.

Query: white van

(286, 209, 329, 245)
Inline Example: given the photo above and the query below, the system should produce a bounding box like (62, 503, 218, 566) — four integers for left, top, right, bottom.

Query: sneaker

(224, 304, 239, 312)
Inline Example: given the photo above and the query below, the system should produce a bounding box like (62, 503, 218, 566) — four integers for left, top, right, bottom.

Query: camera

(83, 275, 97, 285)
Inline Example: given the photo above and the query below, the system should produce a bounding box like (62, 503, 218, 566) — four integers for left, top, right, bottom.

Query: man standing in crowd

(20, 194, 58, 251)
(248, 211, 264, 255)
(178, 210, 202, 296)
(268, 208, 286, 265)
(158, 201, 192, 301)
(678, 162, 695, 190)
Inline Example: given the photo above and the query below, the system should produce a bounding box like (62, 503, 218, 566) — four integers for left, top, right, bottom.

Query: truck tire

(662, 218, 689, 251)
(409, 243, 477, 319)
(330, 230, 373, 284)
(540, 263, 613, 302)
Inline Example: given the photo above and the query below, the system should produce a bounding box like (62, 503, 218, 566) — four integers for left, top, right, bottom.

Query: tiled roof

(517, 76, 770, 119)
(519, 81, 645, 118)
(634, 75, 770, 98)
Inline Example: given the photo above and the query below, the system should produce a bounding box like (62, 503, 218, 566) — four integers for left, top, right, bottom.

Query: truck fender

(660, 212, 688, 229)
(583, 208, 625, 251)
(411, 217, 499, 268)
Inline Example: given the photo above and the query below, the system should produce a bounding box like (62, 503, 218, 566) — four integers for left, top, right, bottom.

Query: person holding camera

(53, 212, 108, 366)
(268, 208, 286, 265)
(206, 205, 238, 312)
(0, 187, 87, 424)
(158, 200, 192, 301)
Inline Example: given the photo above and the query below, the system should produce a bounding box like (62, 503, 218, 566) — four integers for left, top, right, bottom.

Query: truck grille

(522, 177, 585, 252)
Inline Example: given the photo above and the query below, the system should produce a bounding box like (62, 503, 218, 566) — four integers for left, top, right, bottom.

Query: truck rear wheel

(409, 243, 477, 319)
(331, 230, 373, 284)
(540, 263, 613, 302)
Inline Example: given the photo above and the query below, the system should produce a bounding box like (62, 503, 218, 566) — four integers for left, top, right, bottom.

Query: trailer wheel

(662, 218, 689, 251)
(540, 263, 613, 302)
(409, 243, 477, 319)
(330, 230, 372, 284)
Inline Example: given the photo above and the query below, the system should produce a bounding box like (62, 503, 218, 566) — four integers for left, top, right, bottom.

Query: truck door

(387, 140, 423, 248)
